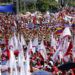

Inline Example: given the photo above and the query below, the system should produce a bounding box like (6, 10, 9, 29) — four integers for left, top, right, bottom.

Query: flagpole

(24, 0, 26, 13)
(0, 69, 1, 75)
(10, 68, 13, 75)
(0, 49, 1, 75)
(0, 68, 1, 75)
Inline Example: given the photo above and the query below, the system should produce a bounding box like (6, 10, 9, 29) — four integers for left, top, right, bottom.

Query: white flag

(51, 33, 57, 50)
(18, 51, 25, 75)
(21, 34, 27, 46)
(38, 40, 47, 60)
(61, 27, 71, 39)
(25, 52, 31, 75)
(9, 50, 18, 75)
(18, 39, 25, 62)
(28, 39, 34, 53)
(52, 44, 62, 62)
(32, 37, 38, 53)
(9, 37, 15, 51)
(0, 65, 1, 75)
(9, 33, 18, 51)
(13, 33, 18, 50)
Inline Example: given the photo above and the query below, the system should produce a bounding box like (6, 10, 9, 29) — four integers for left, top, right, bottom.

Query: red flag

(3, 49, 10, 60)
(33, 16, 36, 25)
(4, 35, 8, 49)
(64, 42, 73, 56)
(6, 49, 10, 60)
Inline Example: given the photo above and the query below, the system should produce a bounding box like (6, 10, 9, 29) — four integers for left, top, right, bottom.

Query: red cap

(14, 50, 19, 56)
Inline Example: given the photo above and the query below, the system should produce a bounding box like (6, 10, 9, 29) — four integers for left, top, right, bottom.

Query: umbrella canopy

(58, 62, 75, 71)
(32, 70, 52, 75)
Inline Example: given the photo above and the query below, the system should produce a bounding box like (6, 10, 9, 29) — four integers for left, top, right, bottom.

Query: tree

(49, 0, 59, 12)
(0, 0, 11, 3)
(26, 2, 35, 12)
(68, 0, 75, 6)
(36, 0, 50, 12)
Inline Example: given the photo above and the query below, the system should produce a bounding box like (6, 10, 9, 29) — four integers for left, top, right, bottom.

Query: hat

(14, 50, 19, 56)
(49, 61, 54, 66)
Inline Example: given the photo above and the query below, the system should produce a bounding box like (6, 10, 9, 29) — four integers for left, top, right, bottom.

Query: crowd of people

(0, 6, 75, 75)
(0, 6, 74, 37)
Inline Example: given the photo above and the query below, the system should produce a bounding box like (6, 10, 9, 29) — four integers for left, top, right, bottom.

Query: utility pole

(61, 0, 65, 7)
(34, 0, 37, 11)
(24, 0, 26, 13)
(16, 0, 19, 14)
(33, 0, 35, 11)
(11, 0, 13, 3)
(13, 0, 19, 14)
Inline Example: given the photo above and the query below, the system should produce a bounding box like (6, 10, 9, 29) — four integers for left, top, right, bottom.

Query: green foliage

(49, 0, 59, 12)
(36, 0, 50, 12)
(0, 0, 75, 13)
(0, 0, 11, 3)
(7, 0, 11, 2)
(68, 1, 75, 6)
(26, 2, 35, 12)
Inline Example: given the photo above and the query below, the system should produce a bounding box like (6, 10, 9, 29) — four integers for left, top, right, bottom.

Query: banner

(0, 4, 13, 13)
